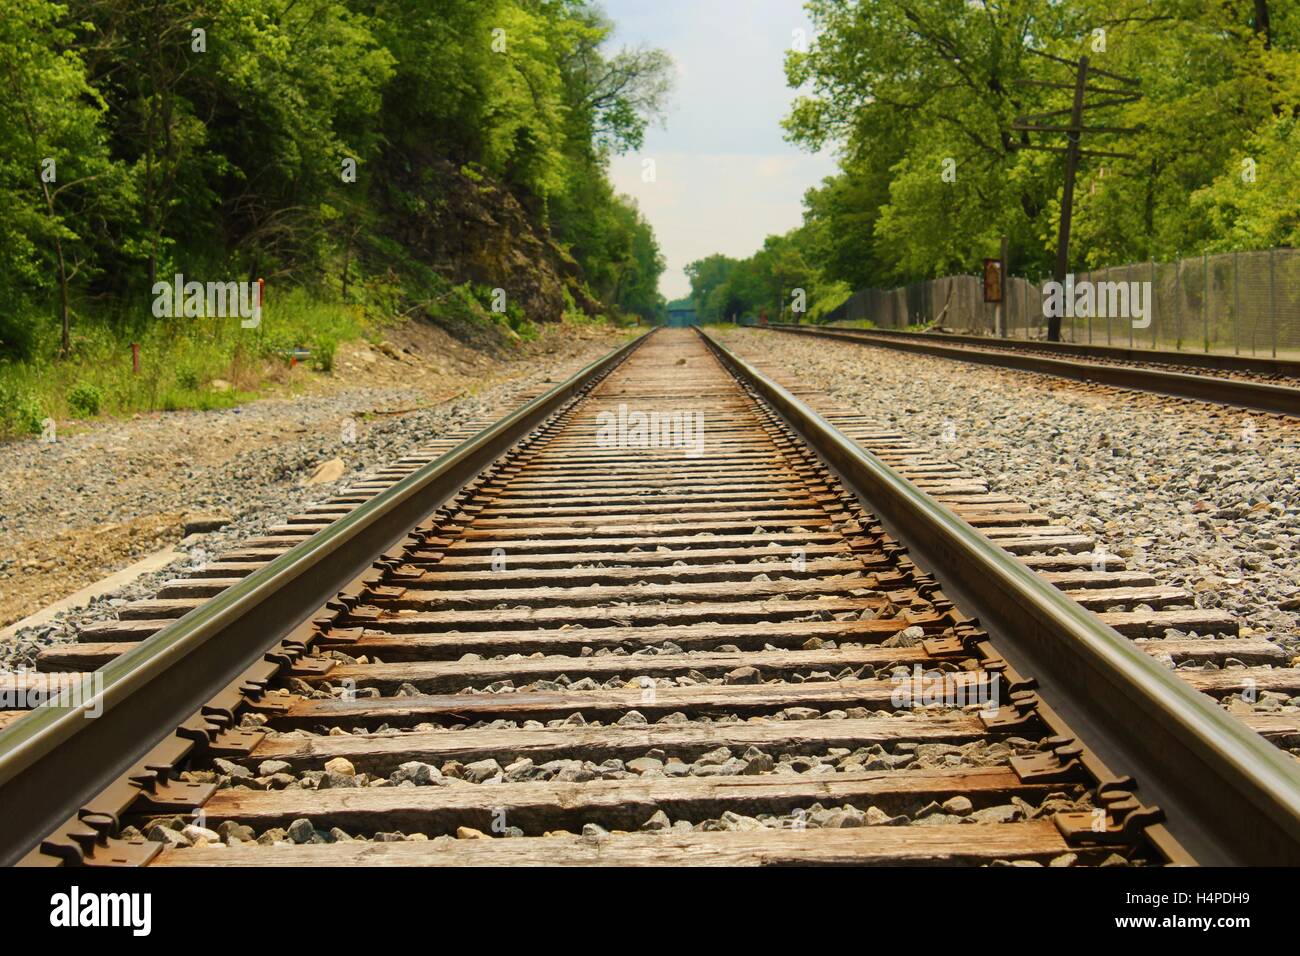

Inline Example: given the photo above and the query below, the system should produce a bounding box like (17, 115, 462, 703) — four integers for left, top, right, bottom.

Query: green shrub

(256, 327, 298, 363)
(0, 309, 38, 361)
(174, 364, 201, 390)
(506, 312, 537, 341)
(67, 381, 104, 417)
(311, 335, 338, 372)
(18, 396, 44, 434)
(0, 383, 46, 435)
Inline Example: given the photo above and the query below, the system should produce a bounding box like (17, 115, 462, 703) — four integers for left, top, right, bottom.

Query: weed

(66, 382, 104, 417)
(311, 335, 338, 372)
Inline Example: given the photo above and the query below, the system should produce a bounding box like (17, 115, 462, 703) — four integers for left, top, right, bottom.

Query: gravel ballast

(719, 327, 1300, 657)
(0, 328, 627, 668)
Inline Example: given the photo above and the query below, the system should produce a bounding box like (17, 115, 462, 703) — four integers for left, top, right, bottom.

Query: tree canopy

(694, 0, 1298, 321)
(0, 0, 672, 358)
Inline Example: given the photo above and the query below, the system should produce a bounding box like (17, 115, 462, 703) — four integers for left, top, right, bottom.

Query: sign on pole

(982, 258, 1004, 304)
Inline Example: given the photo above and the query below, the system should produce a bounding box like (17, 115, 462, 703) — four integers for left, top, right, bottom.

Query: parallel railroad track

(2, 328, 1298, 867)
(761, 323, 1300, 416)
(786, 324, 1300, 379)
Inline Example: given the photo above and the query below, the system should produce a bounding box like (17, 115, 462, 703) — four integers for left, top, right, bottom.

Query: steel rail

(761, 324, 1300, 416)
(0, 329, 651, 866)
(773, 323, 1300, 378)
(700, 327, 1300, 864)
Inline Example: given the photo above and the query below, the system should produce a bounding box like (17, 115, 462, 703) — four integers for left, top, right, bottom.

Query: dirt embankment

(0, 319, 629, 630)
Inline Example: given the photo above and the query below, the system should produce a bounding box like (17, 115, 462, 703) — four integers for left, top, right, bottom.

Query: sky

(600, 0, 838, 301)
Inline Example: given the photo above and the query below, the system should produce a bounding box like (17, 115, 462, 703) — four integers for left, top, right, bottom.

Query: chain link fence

(820, 248, 1300, 357)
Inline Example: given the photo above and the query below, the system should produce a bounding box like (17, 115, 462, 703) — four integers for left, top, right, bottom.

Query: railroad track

(782, 324, 1300, 379)
(715, 341, 1300, 733)
(762, 323, 1300, 416)
(2, 328, 1298, 867)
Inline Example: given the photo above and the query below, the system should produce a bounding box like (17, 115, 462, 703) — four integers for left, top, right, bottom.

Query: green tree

(782, 0, 1300, 289)
(0, 0, 122, 355)
(685, 254, 738, 321)
(0, 0, 671, 366)
(1190, 116, 1300, 250)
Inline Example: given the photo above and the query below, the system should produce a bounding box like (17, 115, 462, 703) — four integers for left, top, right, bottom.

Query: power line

(1010, 51, 1144, 341)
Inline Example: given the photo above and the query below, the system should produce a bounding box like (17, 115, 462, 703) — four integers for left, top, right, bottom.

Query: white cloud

(611, 151, 837, 300)
(600, 0, 837, 301)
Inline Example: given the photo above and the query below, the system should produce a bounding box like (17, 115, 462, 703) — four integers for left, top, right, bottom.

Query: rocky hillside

(384, 158, 602, 324)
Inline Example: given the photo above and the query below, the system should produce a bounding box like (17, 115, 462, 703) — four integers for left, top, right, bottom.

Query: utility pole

(1012, 49, 1143, 341)
(999, 235, 1009, 337)
(1054, 56, 1089, 311)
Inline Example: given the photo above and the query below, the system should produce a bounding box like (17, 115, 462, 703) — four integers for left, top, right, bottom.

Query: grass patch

(0, 288, 365, 440)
